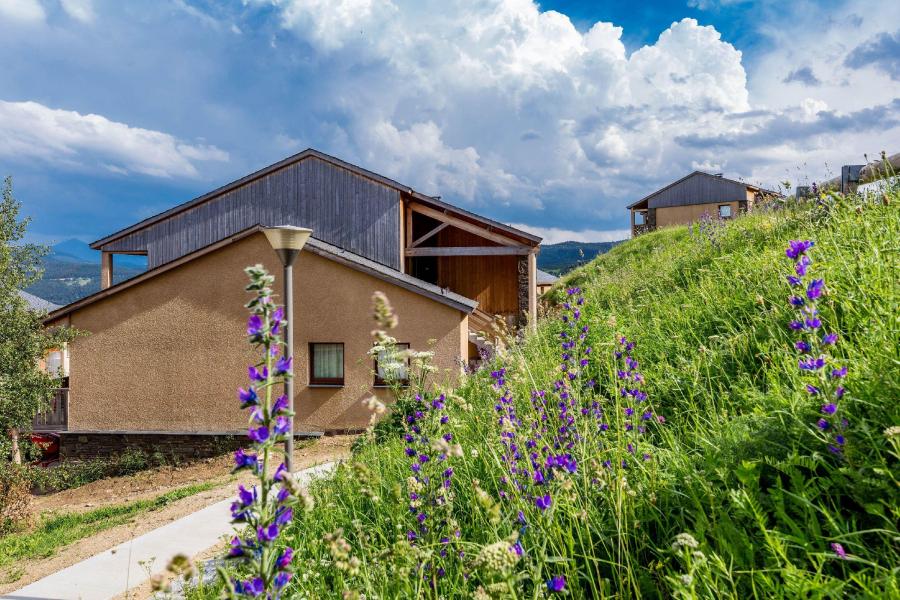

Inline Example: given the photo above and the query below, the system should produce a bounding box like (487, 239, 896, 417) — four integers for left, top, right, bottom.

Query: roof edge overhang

(91, 148, 541, 250)
(47, 225, 477, 324)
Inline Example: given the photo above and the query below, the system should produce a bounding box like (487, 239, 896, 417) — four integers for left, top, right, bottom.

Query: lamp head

(263, 225, 312, 267)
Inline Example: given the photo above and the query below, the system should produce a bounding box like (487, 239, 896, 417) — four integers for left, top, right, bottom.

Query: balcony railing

(33, 388, 68, 432)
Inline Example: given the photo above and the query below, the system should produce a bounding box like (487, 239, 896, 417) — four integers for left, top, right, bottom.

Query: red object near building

(30, 432, 60, 466)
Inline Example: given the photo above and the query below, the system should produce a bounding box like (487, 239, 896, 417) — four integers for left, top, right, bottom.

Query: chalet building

(536, 269, 558, 295)
(628, 171, 775, 237)
(42, 149, 541, 458)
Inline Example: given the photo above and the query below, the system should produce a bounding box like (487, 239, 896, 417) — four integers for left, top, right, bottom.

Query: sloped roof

(45, 225, 477, 323)
(536, 269, 558, 286)
(627, 171, 777, 210)
(90, 148, 541, 250)
(19, 290, 60, 312)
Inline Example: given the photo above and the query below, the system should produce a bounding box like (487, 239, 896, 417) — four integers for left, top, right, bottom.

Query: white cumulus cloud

(0, 100, 229, 178)
(60, 0, 94, 23)
(0, 0, 45, 23)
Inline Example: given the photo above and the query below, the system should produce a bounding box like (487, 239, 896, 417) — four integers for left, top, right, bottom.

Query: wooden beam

(410, 222, 450, 248)
(405, 246, 531, 257)
(527, 251, 537, 331)
(100, 251, 113, 290)
(399, 202, 406, 273)
(409, 202, 520, 246)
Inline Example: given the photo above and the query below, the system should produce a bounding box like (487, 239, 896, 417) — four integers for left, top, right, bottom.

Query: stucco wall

(54, 233, 467, 433)
(655, 201, 739, 228)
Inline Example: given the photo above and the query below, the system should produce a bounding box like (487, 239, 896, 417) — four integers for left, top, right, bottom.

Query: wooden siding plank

(406, 246, 531, 256)
(101, 156, 401, 271)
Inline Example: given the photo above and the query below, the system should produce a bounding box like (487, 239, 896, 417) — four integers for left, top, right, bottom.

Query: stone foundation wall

(59, 431, 249, 461)
(517, 256, 529, 329)
(58, 429, 353, 462)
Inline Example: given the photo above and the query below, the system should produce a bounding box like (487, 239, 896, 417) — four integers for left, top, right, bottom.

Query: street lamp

(263, 225, 312, 472)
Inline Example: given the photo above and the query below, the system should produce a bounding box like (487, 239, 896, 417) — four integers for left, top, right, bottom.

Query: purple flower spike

(246, 315, 264, 337)
(535, 494, 552, 511)
(806, 278, 825, 300)
(831, 542, 847, 559)
(248, 365, 268, 382)
(272, 394, 289, 414)
(273, 572, 291, 589)
(786, 240, 814, 259)
(547, 575, 566, 592)
(274, 355, 293, 375)
(234, 448, 258, 471)
(821, 403, 837, 415)
(273, 415, 290, 436)
(277, 547, 294, 569)
(248, 425, 270, 443)
(257, 523, 279, 543)
(238, 387, 258, 407)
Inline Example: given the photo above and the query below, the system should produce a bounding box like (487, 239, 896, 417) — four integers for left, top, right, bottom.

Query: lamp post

(263, 225, 312, 473)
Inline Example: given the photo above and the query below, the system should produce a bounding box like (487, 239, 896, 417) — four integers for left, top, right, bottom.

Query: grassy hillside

(537, 240, 621, 275)
(201, 191, 898, 598)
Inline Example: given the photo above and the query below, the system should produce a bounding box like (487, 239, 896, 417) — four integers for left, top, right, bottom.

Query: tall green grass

(209, 191, 899, 599)
(0, 482, 215, 569)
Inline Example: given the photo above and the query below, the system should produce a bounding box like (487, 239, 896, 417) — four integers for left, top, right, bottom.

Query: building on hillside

(536, 269, 558, 295)
(627, 171, 778, 237)
(815, 152, 900, 195)
(41, 149, 542, 459)
(19, 290, 60, 313)
(18, 291, 69, 432)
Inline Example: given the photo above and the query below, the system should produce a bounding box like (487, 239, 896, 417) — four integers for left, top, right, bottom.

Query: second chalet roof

(91, 148, 541, 250)
(536, 269, 558, 286)
(19, 290, 60, 312)
(627, 171, 777, 210)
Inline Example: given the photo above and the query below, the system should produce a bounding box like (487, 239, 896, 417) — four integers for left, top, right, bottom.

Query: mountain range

(536, 240, 622, 275)
(25, 240, 147, 307)
(25, 238, 622, 307)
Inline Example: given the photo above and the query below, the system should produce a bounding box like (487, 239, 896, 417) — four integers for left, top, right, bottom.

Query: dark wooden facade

(89, 148, 543, 330)
(630, 172, 752, 210)
(96, 155, 402, 271)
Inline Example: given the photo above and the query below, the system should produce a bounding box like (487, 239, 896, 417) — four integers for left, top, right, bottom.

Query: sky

(1, 0, 898, 246)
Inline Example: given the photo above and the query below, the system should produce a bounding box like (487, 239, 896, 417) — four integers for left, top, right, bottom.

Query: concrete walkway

(3, 462, 336, 600)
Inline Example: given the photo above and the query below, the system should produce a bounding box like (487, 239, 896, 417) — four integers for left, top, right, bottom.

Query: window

(44, 350, 63, 375)
(633, 211, 645, 225)
(309, 343, 344, 386)
(374, 343, 410, 387)
(718, 204, 733, 219)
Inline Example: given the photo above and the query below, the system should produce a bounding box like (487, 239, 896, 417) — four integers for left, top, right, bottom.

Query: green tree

(0, 176, 74, 463)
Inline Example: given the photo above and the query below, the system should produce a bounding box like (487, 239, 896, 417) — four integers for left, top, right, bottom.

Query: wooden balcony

(33, 388, 68, 432)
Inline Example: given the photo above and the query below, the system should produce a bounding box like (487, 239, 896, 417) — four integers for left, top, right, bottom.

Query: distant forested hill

(25, 240, 145, 306)
(537, 240, 623, 275)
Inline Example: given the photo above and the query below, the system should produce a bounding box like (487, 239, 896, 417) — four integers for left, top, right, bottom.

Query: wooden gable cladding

(406, 220, 521, 317)
(98, 156, 402, 271)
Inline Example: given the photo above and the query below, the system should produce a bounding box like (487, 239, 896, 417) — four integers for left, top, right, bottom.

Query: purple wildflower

(257, 523, 279, 543)
(547, 575, 566, 592)
(274, 355, 293, 375)
(248, 425, 269, 443)
(238, 387, 258, 407)
(246, 315, 264, 337)
(831, 542, 847, 559)
(248, 366, 267, 382)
